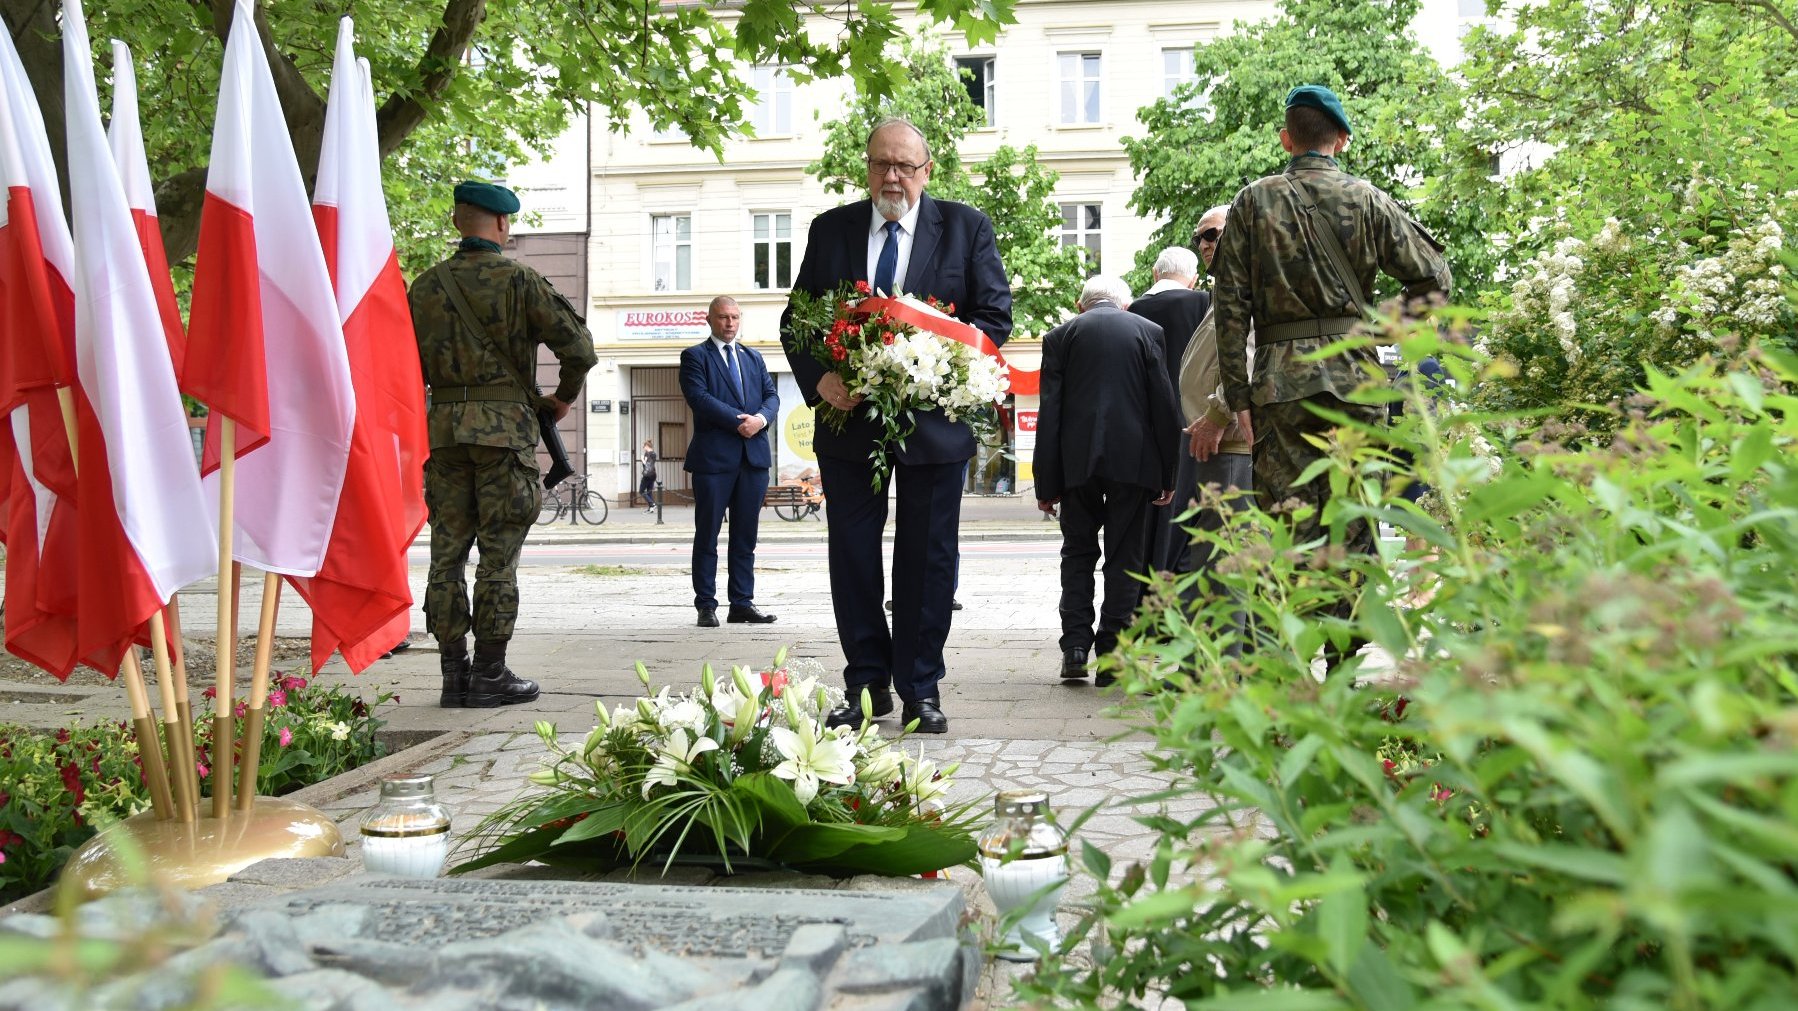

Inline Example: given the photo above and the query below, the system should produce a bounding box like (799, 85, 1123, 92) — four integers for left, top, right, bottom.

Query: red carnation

(883, 333, 895, 345)
(830, 345, 848, 362)
(945, 302, 956, 314)
(854, 280, 871, 295)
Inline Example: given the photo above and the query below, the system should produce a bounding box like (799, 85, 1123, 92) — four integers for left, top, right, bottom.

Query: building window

(748, 65, 793, 136)
(751, 211, 793, 290)
(1162, 47, 1196, 99)
(1059, 202, 1101, 271)
(956, 56, 997, 127)
(1058, 52, 1102, 125)
(651, 214, 691, 292)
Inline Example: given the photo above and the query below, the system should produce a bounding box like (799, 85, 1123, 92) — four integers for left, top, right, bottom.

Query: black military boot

(466, 640, 540, 708)
(439, 641, 471, 708)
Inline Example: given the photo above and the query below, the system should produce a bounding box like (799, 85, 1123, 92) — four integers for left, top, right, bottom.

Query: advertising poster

(1013, 408, 1038, 483)
(776, 374, 816, 482)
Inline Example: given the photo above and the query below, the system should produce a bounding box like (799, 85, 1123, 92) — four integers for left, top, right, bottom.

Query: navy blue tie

(873, 220, 900, 296)
(725, 343, 745, 404)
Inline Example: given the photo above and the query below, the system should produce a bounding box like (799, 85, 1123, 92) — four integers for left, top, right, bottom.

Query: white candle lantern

(358, 773, 452, 878)
(977, 791, 1070, 961)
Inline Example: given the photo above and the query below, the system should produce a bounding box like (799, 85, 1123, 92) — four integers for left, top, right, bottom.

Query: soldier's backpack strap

(1260, 176, 1371, 346)
(428, 263, 541, 405)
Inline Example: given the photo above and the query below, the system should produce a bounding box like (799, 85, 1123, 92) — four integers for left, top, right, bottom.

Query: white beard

(873, 192, 912, 220)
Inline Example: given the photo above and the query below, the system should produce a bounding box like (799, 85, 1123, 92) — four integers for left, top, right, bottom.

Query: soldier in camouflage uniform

(1212, 85, 1450, 664)
(409, 181, 597, 708)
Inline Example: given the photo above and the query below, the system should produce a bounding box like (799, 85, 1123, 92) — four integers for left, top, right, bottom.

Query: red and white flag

(0, 24, 80, 677)
(290, 18, 427, 673)
(185, 0, 354, 577)
(107, 40, 187, 381)
(61, 0, 216, 673)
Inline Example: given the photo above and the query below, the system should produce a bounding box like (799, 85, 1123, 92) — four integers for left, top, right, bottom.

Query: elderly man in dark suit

(1128, 245, 1211, 573)
(780, 118, 1013, 734)
(1035, 276, 1181, 687)
(681, 296, 780, 628)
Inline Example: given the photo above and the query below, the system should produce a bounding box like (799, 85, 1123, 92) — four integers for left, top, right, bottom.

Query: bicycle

(767, 476, 825, 522)
(536, 473, 609, 526)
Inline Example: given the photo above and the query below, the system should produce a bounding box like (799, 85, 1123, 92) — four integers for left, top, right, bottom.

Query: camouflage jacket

(408, 248, 597, 452)
(1212, 154, 1451, 412)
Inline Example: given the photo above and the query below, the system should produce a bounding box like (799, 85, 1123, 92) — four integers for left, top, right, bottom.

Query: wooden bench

(762, 483, 823, 521)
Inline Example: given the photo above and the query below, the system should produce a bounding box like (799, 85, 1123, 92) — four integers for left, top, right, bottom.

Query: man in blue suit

(780, 119, 1013, 734)
(681, 296, 780, 627)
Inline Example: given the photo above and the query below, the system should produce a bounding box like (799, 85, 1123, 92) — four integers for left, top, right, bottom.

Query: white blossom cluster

(1652, 213, 1790, 338)
(1504, 234, 1590, 359)
(856, 330, 1010, 422)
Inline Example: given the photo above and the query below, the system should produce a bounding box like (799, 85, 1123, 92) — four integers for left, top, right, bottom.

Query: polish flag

(61, 0, 216, 672)
(289, 19, 427, 673)
(0, 25, 80, 676)
(184, 0, 354, 577)
(107, 40, 187, 381)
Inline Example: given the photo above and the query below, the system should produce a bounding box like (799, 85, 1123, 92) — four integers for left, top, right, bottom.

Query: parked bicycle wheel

(774, 501, 804, 522)
(536, 490, 565, 526)
(575, 490, 608, 526)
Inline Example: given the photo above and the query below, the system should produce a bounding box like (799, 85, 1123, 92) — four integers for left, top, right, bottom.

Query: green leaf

(551, 804, 631, 845)
(1315, 855, 1367, 975)
(1107, 887, 1199, 930)
(1489, 843, 1628, 884)
(1188, 990, 1352, 1010)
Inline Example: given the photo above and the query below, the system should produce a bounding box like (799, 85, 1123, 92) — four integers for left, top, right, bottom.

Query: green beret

(1284, 85, 1352, 137)
(453, 180, 520, 215)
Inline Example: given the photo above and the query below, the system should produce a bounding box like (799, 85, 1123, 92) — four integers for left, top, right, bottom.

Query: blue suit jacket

(679, 339, 779, 474)
(780, 195, 1013, 465)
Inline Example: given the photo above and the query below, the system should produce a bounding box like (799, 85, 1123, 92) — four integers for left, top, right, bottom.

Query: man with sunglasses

(1211, 85, 1450, 672)
(780, 118, 1013, 734)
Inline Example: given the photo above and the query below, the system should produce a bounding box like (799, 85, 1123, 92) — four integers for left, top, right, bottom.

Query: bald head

(706, 296, 741, 343)
(1193, 204, 1229, 268)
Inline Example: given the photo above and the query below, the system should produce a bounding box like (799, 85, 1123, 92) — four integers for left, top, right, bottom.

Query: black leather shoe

(727, 603, 777, 624)
(439, 654, 471, 708)
(952, 599, 964, 611)
(696, 608, 719, 628)
(901, 697, 949, 734)
(825, 688, 894, 730)
(1060, 648, 1089, 680)
(1094, 671, 1118, 689)
(465, 659, 540, 707)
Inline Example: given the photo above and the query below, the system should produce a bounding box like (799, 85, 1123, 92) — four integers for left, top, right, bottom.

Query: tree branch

(1693, 0, 1798, 43)
(374, 0, 488, 159)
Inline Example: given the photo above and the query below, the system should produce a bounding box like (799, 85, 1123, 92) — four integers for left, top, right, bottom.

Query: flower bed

(0, 674, 390, 903)
(456, 650, 984, 878)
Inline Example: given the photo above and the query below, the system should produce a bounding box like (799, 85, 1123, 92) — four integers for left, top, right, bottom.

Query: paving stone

(229, 857, 360, 890)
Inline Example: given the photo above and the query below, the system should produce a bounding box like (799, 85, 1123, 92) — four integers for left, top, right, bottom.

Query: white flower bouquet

(787, 282, 1010, 489)
(454, 650, 984, 877)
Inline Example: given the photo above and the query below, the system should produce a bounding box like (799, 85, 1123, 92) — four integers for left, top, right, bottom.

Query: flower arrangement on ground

(787, 281, 1010, 488)
(454, 650, 984, 877)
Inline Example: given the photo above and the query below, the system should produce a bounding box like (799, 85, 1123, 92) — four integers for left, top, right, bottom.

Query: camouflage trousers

(1251, 395, 1386, 658)
(424, 444, 541, 645)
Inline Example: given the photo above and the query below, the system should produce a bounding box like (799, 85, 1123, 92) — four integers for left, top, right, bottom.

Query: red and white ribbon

(849, 295, 1041, 395)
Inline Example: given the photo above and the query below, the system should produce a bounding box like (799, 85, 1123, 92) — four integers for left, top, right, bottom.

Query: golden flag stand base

(60, 796, 347, 901)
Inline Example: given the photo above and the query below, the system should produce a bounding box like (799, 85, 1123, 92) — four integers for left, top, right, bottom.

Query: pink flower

(1430, 784, 1454, 804)
(233, 702, 247, 719)
(278, 727, 293, 748)
(267, 689, 288, 708)
(196, 762, 210, 779)
(760, 669, 789, 697)
(279, 675, 309, 692)
(202, 686, 217, 699)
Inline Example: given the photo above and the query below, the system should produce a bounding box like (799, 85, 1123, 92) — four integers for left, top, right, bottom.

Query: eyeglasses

(867, 159, 929, 179)
(1195, 228, 1222, 244)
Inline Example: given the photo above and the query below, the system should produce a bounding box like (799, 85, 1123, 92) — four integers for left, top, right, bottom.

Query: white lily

(856, 742, 904, 789)
(641, 728, 720, 800)
(898, 748, 951, 809)
(770, 721, 856, 805)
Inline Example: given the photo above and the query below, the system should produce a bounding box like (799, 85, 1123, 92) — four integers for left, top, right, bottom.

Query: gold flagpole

(161, 601, 203, 821)
(211, 418, 238, 820)
(146, 622, 195, 822)
(236, 572, 281, 810)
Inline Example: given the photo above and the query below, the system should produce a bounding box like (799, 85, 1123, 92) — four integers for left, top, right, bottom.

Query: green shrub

(0, 674, 389, 903)
(1017, 332, 1798, 1009)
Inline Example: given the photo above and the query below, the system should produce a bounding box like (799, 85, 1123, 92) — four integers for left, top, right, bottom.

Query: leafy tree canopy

(1121, 0, 1492, 295)
(2, 0, 1015, 275)
(1453, 0, 1798, 253)
(807, 36, 1085, 339)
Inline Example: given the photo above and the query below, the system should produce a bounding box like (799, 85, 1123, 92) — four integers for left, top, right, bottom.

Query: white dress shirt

(865, 198, 923, 296)
(709, 336, 766, 426)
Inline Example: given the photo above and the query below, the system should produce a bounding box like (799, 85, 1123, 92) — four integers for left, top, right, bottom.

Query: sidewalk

(520, 492, 1061, 543)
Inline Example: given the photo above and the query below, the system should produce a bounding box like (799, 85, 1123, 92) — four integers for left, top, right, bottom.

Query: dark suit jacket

(679, 339, 779, 474)
(1033, 306, 1181, 501)
(780, 195, 1013, 465)
(1128, 286, 1211, 422)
